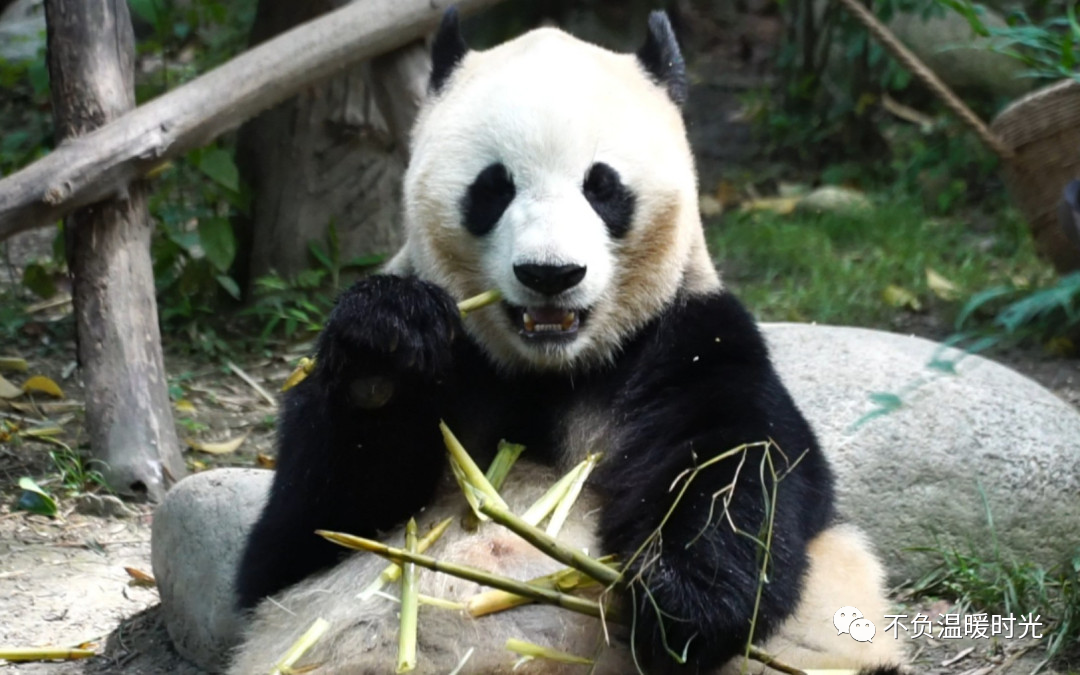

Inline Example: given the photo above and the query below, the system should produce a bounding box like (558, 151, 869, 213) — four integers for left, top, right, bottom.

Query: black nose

(513, 263, 587, 295)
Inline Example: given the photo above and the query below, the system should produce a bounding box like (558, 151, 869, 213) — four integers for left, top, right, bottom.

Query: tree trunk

(45, 0, 184, 501)
(235, 0, 429, 290)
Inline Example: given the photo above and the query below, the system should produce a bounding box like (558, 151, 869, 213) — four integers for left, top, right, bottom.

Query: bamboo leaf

(0, 374, 24, 399)
(22, 375, 64, 399)
(16, 476, 58, 517)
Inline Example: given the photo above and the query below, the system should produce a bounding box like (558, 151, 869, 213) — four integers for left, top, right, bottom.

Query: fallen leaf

(16, 477, 58, 517)
(23, 375, 64, 399)
(256, 452, 277, 469)
(740, 196, 799, 215)
(0, 374, 23, 399)
(926, 268, 959, 301)
(882, 285, 923, 311)
(174, 399, 197, 413)
(124, 566, 157, 587)
(0, 357, 28, 372)
(20, 426, 64, 439)
(186, 432, 249, 455)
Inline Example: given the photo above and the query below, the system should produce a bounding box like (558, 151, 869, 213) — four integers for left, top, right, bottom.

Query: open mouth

(505, 304, 589, 341)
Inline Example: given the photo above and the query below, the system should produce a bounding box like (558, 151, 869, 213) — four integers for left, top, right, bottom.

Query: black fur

(637, 10, 688, 106)
(236, 277, 835, 673)
(583, 162, 636, 238)
(430, 7, 468, 94)
(462, 162, 516, 236)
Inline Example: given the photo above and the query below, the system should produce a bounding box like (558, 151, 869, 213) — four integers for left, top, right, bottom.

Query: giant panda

(230, 9, 907, 674)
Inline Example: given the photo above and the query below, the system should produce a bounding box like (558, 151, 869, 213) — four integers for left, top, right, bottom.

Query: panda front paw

(316, 276, 461, 397)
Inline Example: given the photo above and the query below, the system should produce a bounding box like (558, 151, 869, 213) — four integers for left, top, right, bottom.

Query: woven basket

(837, 0, 1080, 273)
(991, 79, 1080, 272)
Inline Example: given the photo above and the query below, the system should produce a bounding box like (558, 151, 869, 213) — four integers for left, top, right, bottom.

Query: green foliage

(707, 198, 1042, 326)
(15, 476, 58, 517)
(953, 271, 1080, 352)
(941, 0, 1080, 83)
(910, 498, 1080, 663)
(760, 0, 947, 167)
(244, 225, 385, 344)
(49, 444, 109, 495)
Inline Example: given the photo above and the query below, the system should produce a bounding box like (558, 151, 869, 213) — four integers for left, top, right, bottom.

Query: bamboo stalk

(485, 440, 525, 490)
(318, 530, 606, 618)
(269, 618, 329, 675)
(396, 519, 419, 673)
(0, 647, 96, 662)
(476, 500, 620, 587)
(358, 517, 452, 601)
(520, 459, 586, 526)
(545, 453, 600, 536)
(466, 562, 606, 617)
(746, 645, 808, 675)
(440, 421, 509, 513)
(505, 638, 593, 665)
(457, 289, 503, 317)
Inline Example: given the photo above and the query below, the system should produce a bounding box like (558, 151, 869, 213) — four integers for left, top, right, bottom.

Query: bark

(45, 0, 183, 500)
(235, 0, 430, 289)
(0, 0, 503, 242)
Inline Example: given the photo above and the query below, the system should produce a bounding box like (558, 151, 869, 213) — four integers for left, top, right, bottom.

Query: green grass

(706, 199, 1048, 327)
(907, 496, 1080, 669)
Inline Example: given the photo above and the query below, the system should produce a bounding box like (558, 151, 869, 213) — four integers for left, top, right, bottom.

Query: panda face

(397, 26, 719, 372)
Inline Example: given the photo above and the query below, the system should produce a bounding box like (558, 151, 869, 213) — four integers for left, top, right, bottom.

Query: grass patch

(910, 526, 1079, 668)
(706, 199, 1048, 327)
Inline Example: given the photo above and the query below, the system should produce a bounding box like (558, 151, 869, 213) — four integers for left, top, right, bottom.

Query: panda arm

(235, 275, 460, 610)
(595, 291, 835, 668)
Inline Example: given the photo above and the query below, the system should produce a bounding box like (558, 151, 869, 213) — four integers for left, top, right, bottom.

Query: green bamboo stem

(476, 500, 621, 587)
(317, 530, 606, 618)
(396, 519, 419, 673)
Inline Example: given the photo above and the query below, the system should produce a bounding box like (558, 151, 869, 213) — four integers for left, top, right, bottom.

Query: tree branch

(0, 0, 501, 241)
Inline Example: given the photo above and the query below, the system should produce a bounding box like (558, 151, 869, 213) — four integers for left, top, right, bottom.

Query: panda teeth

(521, 311, 577, 333)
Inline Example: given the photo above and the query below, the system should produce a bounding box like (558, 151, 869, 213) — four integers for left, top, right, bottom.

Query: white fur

(387, 27, 719, 372)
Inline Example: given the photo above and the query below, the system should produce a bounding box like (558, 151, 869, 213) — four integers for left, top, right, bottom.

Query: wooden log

(0, 0, 502, 242)
(45, 0, 184, 500)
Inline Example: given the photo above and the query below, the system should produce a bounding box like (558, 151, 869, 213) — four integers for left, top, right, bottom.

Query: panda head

(393, 10, 720, 372)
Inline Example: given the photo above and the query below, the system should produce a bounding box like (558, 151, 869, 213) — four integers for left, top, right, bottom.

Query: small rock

(74, 493, 137, 519)
(764, 323, 1080, 582)
(151, 468, 272, 673)
(797, 185, 872, 214)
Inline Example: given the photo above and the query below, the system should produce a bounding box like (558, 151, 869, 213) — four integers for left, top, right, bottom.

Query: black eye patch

(462, 163, 515, 236)
(583, 163, 635, 238)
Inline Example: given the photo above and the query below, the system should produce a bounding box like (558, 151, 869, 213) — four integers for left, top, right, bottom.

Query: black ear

(636, 10, 687, 107)
(430, 7, 469, 94)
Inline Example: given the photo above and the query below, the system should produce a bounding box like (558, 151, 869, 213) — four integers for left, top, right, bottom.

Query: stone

(763, 323, 1080, 582)
(797, 185, 872, 215)
(151, 468, 272, 673)
(887, 6, 1032, 99)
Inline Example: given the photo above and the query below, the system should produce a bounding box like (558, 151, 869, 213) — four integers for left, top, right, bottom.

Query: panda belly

(229, 464, 902, 675)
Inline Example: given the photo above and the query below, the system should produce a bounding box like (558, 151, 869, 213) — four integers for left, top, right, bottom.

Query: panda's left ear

(430, 7, 469, 94)
(636, 11, 687, 107)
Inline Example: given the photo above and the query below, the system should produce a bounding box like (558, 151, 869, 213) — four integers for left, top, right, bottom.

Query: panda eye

(583, 162, 635, 239)
(462, 163, 515, 236)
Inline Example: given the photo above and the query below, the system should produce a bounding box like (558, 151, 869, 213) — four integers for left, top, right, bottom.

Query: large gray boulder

(151, 468, 272, 673)
(764, 323, 1080, 582)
